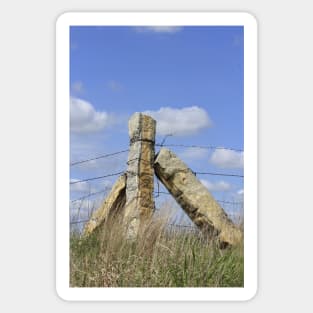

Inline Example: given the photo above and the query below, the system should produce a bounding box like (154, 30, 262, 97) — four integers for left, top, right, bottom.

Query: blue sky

(69, 26, 244, 224)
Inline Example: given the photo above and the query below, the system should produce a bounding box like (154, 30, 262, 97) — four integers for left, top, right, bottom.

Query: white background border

(56, 12, 257, 301)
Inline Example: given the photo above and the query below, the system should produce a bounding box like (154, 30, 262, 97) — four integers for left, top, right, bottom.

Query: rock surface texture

(124, 113, 156, 237)
(154, 148, 243, 246)
(83, 174, 126, 236)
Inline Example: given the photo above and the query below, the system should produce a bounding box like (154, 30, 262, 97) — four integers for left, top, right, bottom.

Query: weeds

(70, 215, 243, 287)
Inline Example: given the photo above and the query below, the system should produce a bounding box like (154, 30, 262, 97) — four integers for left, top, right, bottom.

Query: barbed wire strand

(70, 169, 243, 187)
(70, 188, 110, 203)
(70, 143, 243, 168)
(194, 171, 244, 178)
(70, 150, 129, 166)
(154, 191, 242, 205)
(70, 219, 90, 225)
(156, 143, 243, 152)
(70, 171, 125, 185)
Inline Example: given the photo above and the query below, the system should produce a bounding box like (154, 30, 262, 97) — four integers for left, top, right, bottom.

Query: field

(70, 215, 244, 288)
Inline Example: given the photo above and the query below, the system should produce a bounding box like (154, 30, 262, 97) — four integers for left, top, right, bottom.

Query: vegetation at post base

(70, 216, 243, 287)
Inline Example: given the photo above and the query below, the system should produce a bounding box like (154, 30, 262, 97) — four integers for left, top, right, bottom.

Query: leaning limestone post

(154, 148, 242, 246)
(83, 174, 126, 236)
(124, 113, 156, 237)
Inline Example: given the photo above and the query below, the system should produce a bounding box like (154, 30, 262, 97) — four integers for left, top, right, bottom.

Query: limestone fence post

(124, 113, 156, 237)
(154, 148, 242, 246)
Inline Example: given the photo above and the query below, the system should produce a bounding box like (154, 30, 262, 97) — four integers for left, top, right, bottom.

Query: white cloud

(200, 179, 232, 192)
(135, 26, 182, 33)
(237, 189, 244, 195)
(210, 148, 244, 169)
(70, 97, 110, 133)
(236, 189, 244, 202)
(180, 147, 208, 160)
(144, 106, 212, 136)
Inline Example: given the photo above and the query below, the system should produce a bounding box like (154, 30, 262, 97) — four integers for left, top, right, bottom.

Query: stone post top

(155, 148, 177, 161)
(156, 147, 171, 156)
(129, 112, 156, 122)
(128, 112, 156, 140)
(155, 148, 191, 178)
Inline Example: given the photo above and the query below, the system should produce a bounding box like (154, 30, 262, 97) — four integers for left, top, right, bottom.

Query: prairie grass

(70, 213, 243, 287)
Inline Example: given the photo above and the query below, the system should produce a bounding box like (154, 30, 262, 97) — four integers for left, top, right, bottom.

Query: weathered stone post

(154, 148, 243, 246)
(83, 174, 126, 236)
(124, 113, 156, 237)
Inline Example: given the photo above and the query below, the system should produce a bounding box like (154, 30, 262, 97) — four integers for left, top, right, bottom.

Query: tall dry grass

(70, 211, 243, 287)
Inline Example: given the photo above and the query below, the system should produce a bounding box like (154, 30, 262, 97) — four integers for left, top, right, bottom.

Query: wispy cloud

(107, 80, 123, 92)
(180, 147, 208, 160)
(134, 26, 182, 33)
(144, 106, 212, 136)
(70, 179, 113, 194)
(71, 81, 84, 94)
(70, 179, 92, 193)
(200, 179, 232, 192)
(236, 189, 244, 201)
(237, 189, 244, 195)
(70, 97, 112, 134)
(210, 148, 244, 169)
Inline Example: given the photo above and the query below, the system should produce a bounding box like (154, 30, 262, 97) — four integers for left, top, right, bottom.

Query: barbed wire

(156, 143, 243, 152)
(168, 223, 196, 229)
(70, 219, 90, 225)
(70, 217, 239, 226)
(70, 184, 243, 203)
(70, 150, 129, 167)
(70, 189, 110, 203)
(70, 187, 242, 206)
(70, 171, 125, 185)
(70, 218, 197, 227)
(70, 209, 160, 225)
(217, 200, 243, 205)
(70, 142, 243, 168)
(194, 171, 243, 178)
(70, 205, 241, 226)
(70, 141, 243, 207)
(70, 169, 243, 186)
(154, 191, 242, 205)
